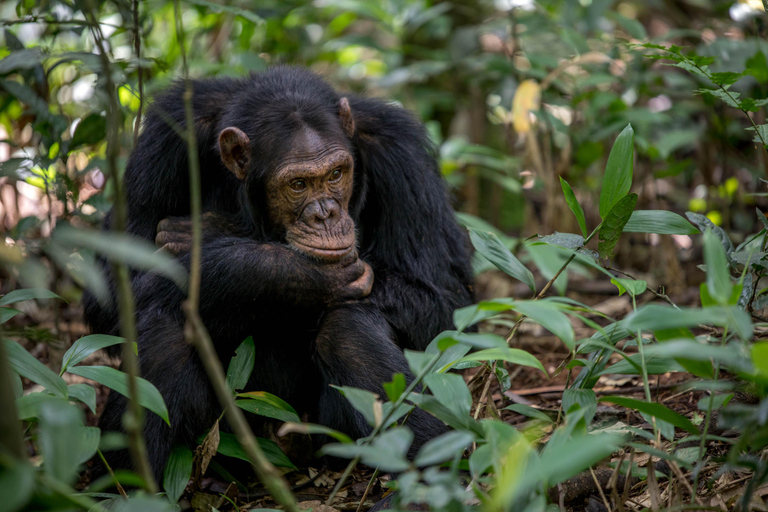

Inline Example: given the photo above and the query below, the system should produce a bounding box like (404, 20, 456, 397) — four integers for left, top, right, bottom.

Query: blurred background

(1, 0, 767, 302)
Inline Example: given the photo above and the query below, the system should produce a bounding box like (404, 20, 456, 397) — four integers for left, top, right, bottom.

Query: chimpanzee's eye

(329, 168, 342, 182)
(290, 179, 306, 192)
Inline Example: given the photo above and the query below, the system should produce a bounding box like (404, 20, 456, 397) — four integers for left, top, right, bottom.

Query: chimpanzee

(84, 66, 475, 481)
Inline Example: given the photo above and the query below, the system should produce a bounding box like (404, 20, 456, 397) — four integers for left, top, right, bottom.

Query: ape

(85, 67, 475, 481)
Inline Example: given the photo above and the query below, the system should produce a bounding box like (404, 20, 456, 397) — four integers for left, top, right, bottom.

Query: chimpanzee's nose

(304, 198, 340, 229)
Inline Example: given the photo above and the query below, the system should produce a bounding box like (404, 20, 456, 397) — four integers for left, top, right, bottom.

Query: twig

(355, 468, 380, 512)
(97, 449, 128, 498)
(83, 1, 157, 493)
(172, 4, 298, 510)
(590, 466, 613, 512)
(132, 0, 143, 147)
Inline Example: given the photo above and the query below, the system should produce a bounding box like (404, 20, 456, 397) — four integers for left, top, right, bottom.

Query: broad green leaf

(414, 430, 474, 467)
(598, 193, 638, 260)
(383, 373, 407, 402)
(53, 226, 186, 288)
(16, 393, 68, 420)
(599, 124, 634, 218)
(710, 71, 744, 86)
(61, 334, 124, 374)
(704, 230, 733, 305)
(78, 426, 101, 464)
(623, 210, 699, 235)
(611, 278, 647, 297)
(216, 432, 295, 469)
(0, 308, 21, 324)
(69, 113, 106, 150)
(226, 336, 255, 392)
(456, 347, 546, 374)
(164, 445, 194, 504)
(512, 301, 575, 350)
(236, 391, 300, 423)
(559, 177, 587, 237)
(0, 48, 46, 74)
(469, 228, 535, 292)
(752, 342, 768, 379)
(332, 386, 379, 427)
(322, 428, 412, 472)
(67, 365, 170, 425)
(0, 460, 35, 512)
(38, 400, 83, 485)
(68, 383, 97, 414)
(0, 288, 62, 306)
(5, 340, 68, 398)
(624, 305, 752, 341)
(597, 353, 686, 376)
(562, 389, 597, 425)
(424, 373, 472, 419)
(538, 232, 585, 250)
(601, 396, 698, 434)
(534, 432, 625, 488)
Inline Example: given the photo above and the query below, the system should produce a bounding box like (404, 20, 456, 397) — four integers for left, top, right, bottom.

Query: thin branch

(132, 0, 143, 147)
(172, 3, 298, 510)
(83, 1, 157, 493)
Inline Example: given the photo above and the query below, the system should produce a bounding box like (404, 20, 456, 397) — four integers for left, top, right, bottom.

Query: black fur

(85, 67, 474, 481)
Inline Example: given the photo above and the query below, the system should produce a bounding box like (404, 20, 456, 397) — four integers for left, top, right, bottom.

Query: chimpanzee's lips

(293, 241, 354, 261)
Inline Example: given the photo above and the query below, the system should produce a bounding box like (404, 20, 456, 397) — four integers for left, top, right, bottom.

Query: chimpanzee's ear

(218, 127, 251, 180)
(338, 97, 355, 138)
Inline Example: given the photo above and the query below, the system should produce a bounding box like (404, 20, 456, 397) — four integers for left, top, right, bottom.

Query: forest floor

(8, 266, 765, 512)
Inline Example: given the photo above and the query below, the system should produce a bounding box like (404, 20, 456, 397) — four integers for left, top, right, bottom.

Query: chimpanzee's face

(216, 98, 358, 262)
(265, 128, 356, 262)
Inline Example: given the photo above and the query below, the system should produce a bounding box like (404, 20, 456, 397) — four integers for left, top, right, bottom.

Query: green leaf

(469, 228, 535, 292)
(710, 71, 744, 86)
(597, 353, 686, 376)
(38, 400, 84, 485)
(0, 460, 35, 512)
(424, 373, 472, 419)
(0, 49, 46, 74)
(562, 389, 597, 426)
(703, 230, 733, 305)
(696, 88, 741, 108)
(503, 404, 553, 423)
(226, 336, 255, 393)
(164, 445, 194, 504)
(0, 308, 21, 324)
(414, 430, 474, 467)
(685, 212, 733, 255)
(68, 383, 97, 414)
(322, 428, 412, 472)
(383, 373, 407, 402)
(276, 422, 353, 444)
(16, 393, 68, 420)
(538, 232, 585, 250)
(236, 391, 300, 423)
(216, 432, 296, 470)
(5, 340, 68, 398)
(598, 193, 638, 260)
(534, 433, 625, 488)
(601, 396, 698, 434)
(625, 305, 752, 341)
(53, 226, 187, 288)
(599, 124, 634, 218)
(69, 114, 106, 150)
(66, 365, 170, 425)
(61, 334, 124, 374)
(559, 177, 588, 238)
(186, 0, 265, 23)
(751, 342, 768, 379)
(456, 347, 546, 374)
(78, 426, 101, 464)
(0, 288, 62, 306)
(748, 123, 768, 146)
(623, 210, 699, 235)
(746, 51, 768, 82)
(611, 278, 647, 297)
(512, 300, 576, 350)
(332, 386, 379, 427)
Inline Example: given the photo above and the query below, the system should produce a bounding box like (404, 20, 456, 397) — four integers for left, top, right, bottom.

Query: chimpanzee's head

(216, 71, 358, 262)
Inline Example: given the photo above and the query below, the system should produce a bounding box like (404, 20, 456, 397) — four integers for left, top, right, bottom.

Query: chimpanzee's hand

(325, 252, 374, 304)
(156, 212, 240, 255)
(156, 217, 193, 255)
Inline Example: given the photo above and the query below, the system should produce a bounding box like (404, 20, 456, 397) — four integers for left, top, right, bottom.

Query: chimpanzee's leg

(313, 303, 447, 456)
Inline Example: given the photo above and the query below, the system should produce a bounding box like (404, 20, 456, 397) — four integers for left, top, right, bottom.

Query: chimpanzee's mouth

(293, 241, 355, 262)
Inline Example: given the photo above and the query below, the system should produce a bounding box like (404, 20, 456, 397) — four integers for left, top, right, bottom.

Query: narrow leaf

(66, 365, 170, 425)
(599, 124, 634, 218)
(559, 177, 588, 237)
(602, 396, 698, 434)
(598, 194, 638, 260)
(226, 336, 255, 392)
(61, 334, 124, 374)
(5, 340, 68, 398)
(469, 228, 535, 292)
(0, 288, 62, 306)
(164, 445, 194, 504)
(414, 431, 474, 467)
(703, 229, 733, 305)
(623, 210, 699, 235)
